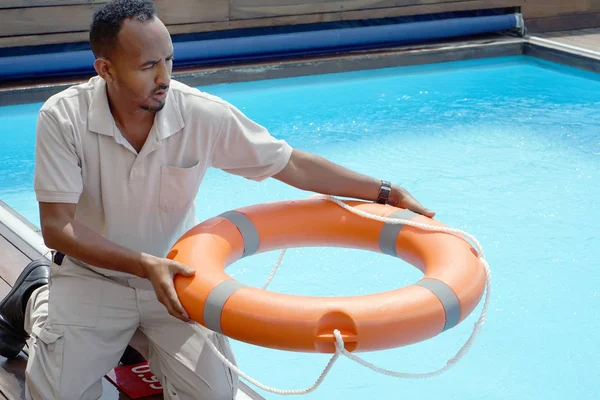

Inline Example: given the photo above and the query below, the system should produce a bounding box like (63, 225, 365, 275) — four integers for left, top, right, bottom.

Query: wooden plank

(521, 0, 593, 19)
(0, 1, 228, 37)
(155, 0, 229, 25)
(341, 0, 520, 20)
(554, 33, 600, 47)
(0, 0, 108, 9)
(0, 12, 341, 49)
(230, 0, 480, 19)
(526, 12, 600, 32)
(0, 354, 27, 400)
(539, 31, 567, 38)
(0, 31, 89, 49)
(168, 11, 343, 35)
(0, 5, 102, 36)
(170, 0, 520, 35)
(231, 0, 391, 19)
(541, 30, 600, 52)
(0, 235, 31, 286)
(0, 278, 10, 299)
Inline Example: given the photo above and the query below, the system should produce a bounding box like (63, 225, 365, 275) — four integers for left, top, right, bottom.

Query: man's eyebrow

(140, 53, 174, 68)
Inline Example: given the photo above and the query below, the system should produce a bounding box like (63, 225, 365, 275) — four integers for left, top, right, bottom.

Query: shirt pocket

(159, 161, 203, 213)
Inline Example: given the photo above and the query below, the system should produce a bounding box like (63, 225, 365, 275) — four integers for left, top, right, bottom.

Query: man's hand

(274, 150, 435, 217)
(389, 185, 436, 218)
(141, 254, 196, 322)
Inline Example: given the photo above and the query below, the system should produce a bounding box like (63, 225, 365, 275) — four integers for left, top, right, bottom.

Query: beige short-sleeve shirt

(34, 76, 293, 278)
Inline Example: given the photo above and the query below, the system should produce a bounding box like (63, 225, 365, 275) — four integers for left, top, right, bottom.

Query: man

(0, 0, 434, 399)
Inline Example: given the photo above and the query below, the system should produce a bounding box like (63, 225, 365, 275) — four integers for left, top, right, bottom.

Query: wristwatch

(376, 180, 392, 204)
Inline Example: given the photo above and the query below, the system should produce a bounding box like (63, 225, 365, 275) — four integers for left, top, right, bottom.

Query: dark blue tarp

(0, 12, 521, 81)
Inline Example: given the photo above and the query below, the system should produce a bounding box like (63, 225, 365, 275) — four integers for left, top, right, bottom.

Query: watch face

(376, 181, 391, 204)
(379, 186, 391, 204)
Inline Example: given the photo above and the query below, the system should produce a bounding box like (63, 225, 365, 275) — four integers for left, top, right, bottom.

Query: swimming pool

(1, 55, 598, 399)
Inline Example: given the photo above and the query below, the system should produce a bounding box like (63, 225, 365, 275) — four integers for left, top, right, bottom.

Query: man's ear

(94, 57, 115, 83)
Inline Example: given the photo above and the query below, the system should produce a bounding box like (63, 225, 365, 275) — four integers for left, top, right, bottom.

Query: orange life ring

(172, 198, 486, 353)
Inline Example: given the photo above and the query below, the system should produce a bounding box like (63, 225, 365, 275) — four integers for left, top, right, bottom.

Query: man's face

(108, 17, 174, 113)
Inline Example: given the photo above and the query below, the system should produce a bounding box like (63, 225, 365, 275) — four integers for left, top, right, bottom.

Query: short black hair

(89, 0, 156, 58)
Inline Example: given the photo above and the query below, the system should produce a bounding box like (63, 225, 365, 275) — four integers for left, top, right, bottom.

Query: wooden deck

(536, 28, 600, 53)
(0, 202, 263, 399)
(0, 234, 29, 400)
(0, 202, 165, 399)
(0, 223, 141, 400)
(1, 0, 599, 49)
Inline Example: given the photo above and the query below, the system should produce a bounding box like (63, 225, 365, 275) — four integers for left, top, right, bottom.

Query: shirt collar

(88, 77, 184, 141)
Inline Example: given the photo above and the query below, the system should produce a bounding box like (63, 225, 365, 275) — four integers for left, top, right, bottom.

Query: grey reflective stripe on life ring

(415, 279, 461, 331)
(378, 209, 418, 257)
(219, 211, 259, 257)
(204, 280, 247, 334)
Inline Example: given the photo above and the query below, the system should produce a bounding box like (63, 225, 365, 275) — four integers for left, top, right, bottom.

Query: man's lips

(153, 90, 167, 100)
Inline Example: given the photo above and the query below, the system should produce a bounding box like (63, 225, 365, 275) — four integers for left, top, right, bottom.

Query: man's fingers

(411, 202, 436, 218)
(393, 186, 435, 218)
(156, 284, 190, 322)
(401, 193, 435, 218)
(164, 283, 190, 322)
(166, 300, 189, 322)
(177, 264, 196, 277)
(147, 259, 194, 322)
(156, 291, 180, 320)
(169, 260, 196, 277)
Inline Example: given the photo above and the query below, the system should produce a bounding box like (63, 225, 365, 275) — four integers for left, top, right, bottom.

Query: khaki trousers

(23, 258, 238, 400)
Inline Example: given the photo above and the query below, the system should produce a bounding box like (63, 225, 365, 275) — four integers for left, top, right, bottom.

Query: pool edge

(1, 34, 599, 107)
(0, 36, 523, 107)
(524, 37, 600, 75)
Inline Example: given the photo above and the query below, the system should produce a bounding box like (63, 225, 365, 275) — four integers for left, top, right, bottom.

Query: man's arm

(39, 202, 195, 321)
(273, 149, 435, 217)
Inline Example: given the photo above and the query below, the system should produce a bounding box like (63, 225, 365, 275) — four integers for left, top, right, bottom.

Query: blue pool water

(1, 55, 599, 399)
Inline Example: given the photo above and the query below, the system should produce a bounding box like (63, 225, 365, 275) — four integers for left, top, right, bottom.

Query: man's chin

(141, 101, 166, 113)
